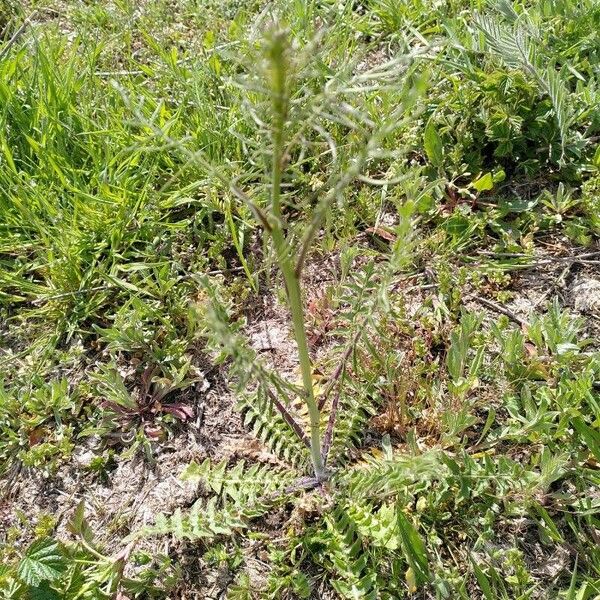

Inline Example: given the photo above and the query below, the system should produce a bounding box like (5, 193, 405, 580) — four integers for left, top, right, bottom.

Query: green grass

(1, 0, 599, 598)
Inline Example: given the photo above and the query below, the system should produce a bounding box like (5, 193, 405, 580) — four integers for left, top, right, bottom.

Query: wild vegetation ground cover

(1, 0, 599, 598)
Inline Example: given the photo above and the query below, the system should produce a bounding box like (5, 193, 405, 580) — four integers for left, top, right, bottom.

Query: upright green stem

(267, 29, 325, 480)
(278, 248, 326, 480)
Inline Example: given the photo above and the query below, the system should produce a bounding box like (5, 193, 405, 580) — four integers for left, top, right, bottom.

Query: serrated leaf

(17, 539, 64, 587)
(180, 459, 208, 482)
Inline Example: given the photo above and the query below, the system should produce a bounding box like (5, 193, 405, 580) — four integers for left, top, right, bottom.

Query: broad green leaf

(493, 169, 506, 183)
(17, 539, 64, 587)
(29, 581, 61, 600)
(499, 196, 539, 213)
(472, 172, 494, 192)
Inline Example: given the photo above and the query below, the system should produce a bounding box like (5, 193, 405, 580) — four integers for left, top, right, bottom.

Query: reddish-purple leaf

(162, 403, 194, 420)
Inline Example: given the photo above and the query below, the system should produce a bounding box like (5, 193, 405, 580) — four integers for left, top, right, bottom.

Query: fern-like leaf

(341, 450, 445, 499)
(310, 507, 378, 600)
(147, 498, 248, 540)
(181, 458, 296, 499)
(326, 385, 377, 466)
(545, 64, 570, 146)
(142, 459, 295, 541)
(238, 386, 310, 468)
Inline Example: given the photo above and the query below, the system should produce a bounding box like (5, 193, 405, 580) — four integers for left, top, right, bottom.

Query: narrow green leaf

(474, 408, 496, 447)
(565, 556, 578, 600)
(471, 559, 494, 600)
(534, 504, 563, 543)
(424, 119, 443, 167)
(226, 204, 258, 293)
(571, 417, 600, 461)
(67, 500, 94, 544)
(396, 510, 429, 585)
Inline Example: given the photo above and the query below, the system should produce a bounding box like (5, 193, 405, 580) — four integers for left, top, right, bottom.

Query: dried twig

(321, 385, 342, 465)
(532, 263, 573, 310)
(475, 250, 600, 267)
(467, 294, 529, 327)
(317, 326, 363, 411)
(266, 388, 311, 450)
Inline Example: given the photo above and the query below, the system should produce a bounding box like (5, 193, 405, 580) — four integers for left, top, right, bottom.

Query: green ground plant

(1, 0, 599, 598)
